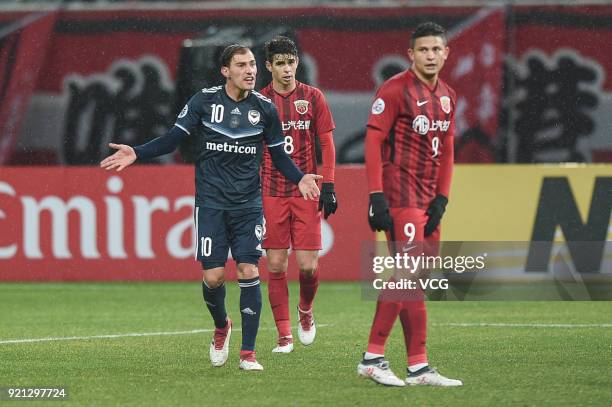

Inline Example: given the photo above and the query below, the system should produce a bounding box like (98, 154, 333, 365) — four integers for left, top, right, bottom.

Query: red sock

(268, 271, 291, 338)
(299, 271, 319, 311)
(399, 300, 428, 366)
(366, 299, 402, 355)
(239, 350, 256, 361)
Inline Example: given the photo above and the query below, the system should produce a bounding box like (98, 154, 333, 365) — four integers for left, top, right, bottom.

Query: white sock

(364, 352, 384, 360)
(408, 362, 429, 373)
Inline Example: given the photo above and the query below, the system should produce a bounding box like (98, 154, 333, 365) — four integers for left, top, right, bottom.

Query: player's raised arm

(267, 144, 321, 200)
(99, 125, 188, 171)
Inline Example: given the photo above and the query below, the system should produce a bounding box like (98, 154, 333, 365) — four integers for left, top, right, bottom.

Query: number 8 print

(284, 135, 294, 154)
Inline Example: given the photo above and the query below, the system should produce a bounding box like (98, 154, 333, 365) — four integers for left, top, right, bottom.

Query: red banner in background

(0, 166, 370, 281)
(0, 12, 57, 165)
(6, 5, 612, 166)
(445, 7, 505, 163)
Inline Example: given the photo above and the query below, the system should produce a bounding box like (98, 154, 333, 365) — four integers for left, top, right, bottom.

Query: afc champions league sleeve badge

(178, 104, 188, 118)
(371, 98, 385, 115)
(439, 96, 451, 114)
(294, 100, 309, 115)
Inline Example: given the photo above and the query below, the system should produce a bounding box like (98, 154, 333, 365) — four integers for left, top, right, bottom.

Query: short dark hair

(220, 44, 251, 67)
(410, 22, 447, 48)
(264, 36, 298, 62)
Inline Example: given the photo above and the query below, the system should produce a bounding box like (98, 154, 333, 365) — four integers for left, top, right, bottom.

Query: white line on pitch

(0, 324, 332, 345)
(434, 322, 612, 328)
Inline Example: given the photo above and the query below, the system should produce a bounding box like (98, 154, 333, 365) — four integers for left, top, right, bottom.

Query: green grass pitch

(1, 282, 611, 406)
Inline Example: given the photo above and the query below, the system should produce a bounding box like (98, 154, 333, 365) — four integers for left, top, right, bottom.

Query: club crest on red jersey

(294, 100, 309, 115)
(440, 96, 451, 114)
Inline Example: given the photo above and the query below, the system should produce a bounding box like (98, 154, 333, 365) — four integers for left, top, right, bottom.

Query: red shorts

(262, 196, 322, 250)
(385, 207, 440, 256)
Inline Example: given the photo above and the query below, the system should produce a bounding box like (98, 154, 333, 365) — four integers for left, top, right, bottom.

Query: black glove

(424, 194, 448, 237)
(368, 192, 392, 232)
(318, 182, 338, 219)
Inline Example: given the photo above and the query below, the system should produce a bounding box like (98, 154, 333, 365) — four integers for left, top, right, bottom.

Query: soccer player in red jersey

(357, 22, 463, 386)
(260, 36, 337, 353)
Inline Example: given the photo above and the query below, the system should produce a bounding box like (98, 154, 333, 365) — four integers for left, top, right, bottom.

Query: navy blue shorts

(195, 206, 264, 270)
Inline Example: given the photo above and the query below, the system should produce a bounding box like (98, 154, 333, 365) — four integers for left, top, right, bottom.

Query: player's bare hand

(298, 174, 323, 200)
(100, 143, 136, 172)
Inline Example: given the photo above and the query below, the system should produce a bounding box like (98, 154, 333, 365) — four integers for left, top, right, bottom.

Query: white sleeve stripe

(267, 140, 284, 148)
(175, 123, 190, 135)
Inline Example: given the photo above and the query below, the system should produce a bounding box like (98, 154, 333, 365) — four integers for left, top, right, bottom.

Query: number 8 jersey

(260, 81, 335, 197)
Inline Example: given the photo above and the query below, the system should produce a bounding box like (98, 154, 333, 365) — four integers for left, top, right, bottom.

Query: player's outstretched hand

(299, 174, 323, 200)
(100, 143, 136, 172)
(318, 182, 338, 219)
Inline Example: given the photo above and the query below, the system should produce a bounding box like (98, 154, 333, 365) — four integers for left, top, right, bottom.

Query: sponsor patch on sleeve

(371, 98, 385, 115)
(178, 104, 188, 118)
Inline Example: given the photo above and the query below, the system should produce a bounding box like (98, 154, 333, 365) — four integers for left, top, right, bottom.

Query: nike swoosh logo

(417, 100, 428, 106)
(369, 205, 374, 217)
(402, 244, 417, 253)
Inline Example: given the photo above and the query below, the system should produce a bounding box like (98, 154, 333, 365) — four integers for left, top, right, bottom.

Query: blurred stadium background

(0, 1, 611, 405)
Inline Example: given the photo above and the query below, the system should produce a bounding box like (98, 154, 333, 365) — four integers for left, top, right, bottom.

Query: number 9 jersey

(367, 69, 456, 210)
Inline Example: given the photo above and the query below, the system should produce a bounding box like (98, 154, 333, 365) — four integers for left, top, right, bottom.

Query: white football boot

(405, 367, 463, 386)
(239, 352, 264, 371)
(357, 357, 406, 387)
(209, 318, 232, 367)
(297, 307, 316, 346)
(272, 336, 294, 353)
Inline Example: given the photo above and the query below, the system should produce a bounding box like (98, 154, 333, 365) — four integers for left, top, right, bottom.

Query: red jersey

(261, 81, 335, 197)
(366, 69, 455, 209)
